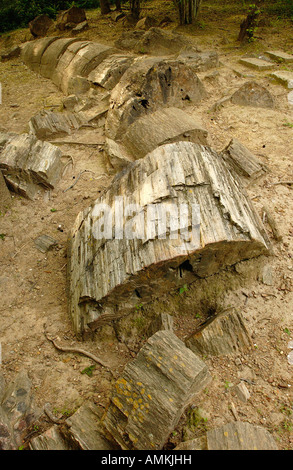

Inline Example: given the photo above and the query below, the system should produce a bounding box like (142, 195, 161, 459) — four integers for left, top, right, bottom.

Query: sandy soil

(0, 4, 292, 450)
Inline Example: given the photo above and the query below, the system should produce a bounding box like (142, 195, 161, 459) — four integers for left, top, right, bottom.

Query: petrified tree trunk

(67, 141, 271, 338)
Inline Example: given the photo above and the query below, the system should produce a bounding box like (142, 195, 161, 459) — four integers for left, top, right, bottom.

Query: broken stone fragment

(34, 234, 58, 253)
(232, 382, 251, 403)
(102, 330, 212, 450)
(29, 425, 70, 450)
(185, 309, 253, 357)
(56, 6, 87, 31)
(67, 141, 271, 337)
(29, 14, 54, 38)
(221, 137, 267, 181)
(231, 81, 274, 109)
(61, 401, 119, 450)
(29, 109, 86, 140)
(0, 133, 63, 199)
(206, 421, 278, 450)
(175, 421, 278, 450)
(147, 312, 174, 337)
(0, 370, 41, 449)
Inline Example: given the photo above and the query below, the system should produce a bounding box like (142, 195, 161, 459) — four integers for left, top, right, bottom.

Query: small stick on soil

(63, 169, 94, 193)
(43, 325, 114, 375)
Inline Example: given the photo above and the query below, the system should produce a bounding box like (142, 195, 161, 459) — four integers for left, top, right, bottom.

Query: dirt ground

(0, 2, 292, 450)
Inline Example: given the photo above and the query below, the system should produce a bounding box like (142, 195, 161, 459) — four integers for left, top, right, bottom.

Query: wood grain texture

(67, 141, 271, 337)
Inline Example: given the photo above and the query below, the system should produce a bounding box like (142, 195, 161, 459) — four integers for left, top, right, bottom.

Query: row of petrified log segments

(20, 36, 271, 338)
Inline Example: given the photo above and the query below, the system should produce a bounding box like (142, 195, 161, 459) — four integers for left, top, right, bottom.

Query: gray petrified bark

(185, 309, 253, 356)
(105, 57, 207, 140)
(67, 141, 271, 338)
(102, 330, 212, 450)
(0, 133, 63, 199)
(221, 138, 267, 181)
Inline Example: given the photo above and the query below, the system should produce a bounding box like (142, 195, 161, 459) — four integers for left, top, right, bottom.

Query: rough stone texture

(88, 54, 135, 90)
(105, 57, 207, 140)
(56, 6, 87, 31)
(105, 137, 135, 171)
(29, 109, 86, 140)
(102, 330, 212, 450)
(61, 401, 119, 450)
(231, 81, 274, 109)
(0, 169, 12, 213)
(135, 16, 157, 30)
(34, 234, 58, 253)
(206, 421, 278, 450)
(20, 37, 59, 73)
(0, 133, 63, 199)
(29, 425, 70, 450)
(121, 107, 208, 160)
(221, 137, 267, 180)
(177, 50, 219, 73)
(147, 313, 174, 337)
(126, 27, 198, 55)
(0, 371, 41, 450)
(72, 21, 89, 35)
(39, 38, 82, 79)
(57, 42, 116, 95)
(29, 14, 53, 37)
(239, 57, 275, 70)
(265, 50, 293, 63)
(232, 382, 251, 402)
(67, 141, 271, 337)
(270, 71, 293, 89)
(185, 309, 253, 356)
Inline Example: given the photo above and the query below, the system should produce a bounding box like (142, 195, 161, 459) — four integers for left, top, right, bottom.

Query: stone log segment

(102, 330, 212, 450)
(105, 57, 207, 141)
(0, 133, 63, 199)
(67, 141, 271, 338)
(20, 38, 117, 95)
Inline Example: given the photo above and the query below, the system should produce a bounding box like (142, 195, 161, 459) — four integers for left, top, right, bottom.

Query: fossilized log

(102, 330, 212, 450)
(105, 57, 207, 140)
(29, 109, 86, 140)
(67, 141, 271, 337)
(0, 133, 63, 199)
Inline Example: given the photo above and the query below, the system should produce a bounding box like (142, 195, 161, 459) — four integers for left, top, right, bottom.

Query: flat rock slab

(185, 309, 253, 356)
(105, 57, 207, 140)
(206, 421, 278, 450)
(231, 81, 274, 109)
(265, 50, 293, 63)
(29, 109, 86, 140)
(102, 330, 212, 450)
(121, 107, 208, 160)
(270, 71, 293, 89)
(67, 141, 271, 337)
(0, 133, 63, 199)
(239, 57, 275, 70)
(177, 50, 219, 73)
